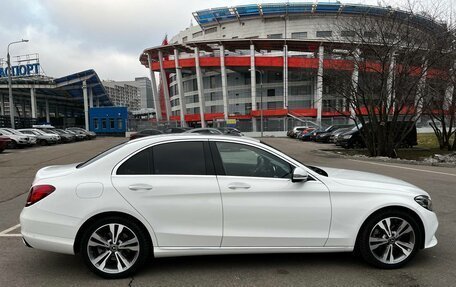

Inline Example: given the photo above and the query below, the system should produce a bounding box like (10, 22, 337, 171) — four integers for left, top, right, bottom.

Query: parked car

(217, 127, 243, 136)
(0, 136, 11, 153)
(316, 125, 355, 143)
(163, 127, 192, 133)
(67, 127, 96, 140)
(330, 127, 352, 144)
(288, 126, 310, 138)
(40, 128, 75, 143)
(338, 122, 417, 149)
(20, 134, 438, 278)
(18, 129, 60, 146)
(338, 126, 365, 149)
(296, 128, 315, 140)
(0, 128, 37, 146)
(130, 129, 163, 140)
(308, 128, 326, 141)
(55, 129, 77, 142)
(65, 129, 86, 141)
(0, 128, 30, 149)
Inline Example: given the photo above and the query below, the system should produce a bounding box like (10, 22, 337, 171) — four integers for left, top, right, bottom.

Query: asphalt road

(0, 137, 455, 287)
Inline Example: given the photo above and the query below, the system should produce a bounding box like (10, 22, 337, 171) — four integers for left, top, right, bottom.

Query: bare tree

(425, 38, 456, 150)
(322, 6, 450, 157)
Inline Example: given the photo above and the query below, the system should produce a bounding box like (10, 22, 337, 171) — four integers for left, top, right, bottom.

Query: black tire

(80, 216, 151, 279)
(357, 209, 421, 269)
(7, 140, 17, 149)
(39, 139, 48, 146)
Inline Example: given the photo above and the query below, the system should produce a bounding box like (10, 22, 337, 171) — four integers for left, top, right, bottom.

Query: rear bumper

(20, 206, 78, 255)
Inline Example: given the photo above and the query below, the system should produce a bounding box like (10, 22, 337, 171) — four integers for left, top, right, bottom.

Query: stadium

(139, 2, 444, 131)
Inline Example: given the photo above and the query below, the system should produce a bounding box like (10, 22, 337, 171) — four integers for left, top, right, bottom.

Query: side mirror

(292, 167, 308, 183)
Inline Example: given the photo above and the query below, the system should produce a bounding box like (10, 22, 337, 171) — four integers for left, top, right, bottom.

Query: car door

(211, 140, 331, 247)
(111, 140, 223, 247)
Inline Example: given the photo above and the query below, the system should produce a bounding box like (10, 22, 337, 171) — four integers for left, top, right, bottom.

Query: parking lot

(0, 137, 455, 286)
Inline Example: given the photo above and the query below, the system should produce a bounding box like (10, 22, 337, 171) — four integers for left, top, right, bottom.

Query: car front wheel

(7, 140, 17, 149)
(80, 216, 151, 278)
(358, 210, 421, 269)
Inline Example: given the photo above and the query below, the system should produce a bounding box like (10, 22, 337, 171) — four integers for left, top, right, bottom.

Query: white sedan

(20, 135, 438, 278)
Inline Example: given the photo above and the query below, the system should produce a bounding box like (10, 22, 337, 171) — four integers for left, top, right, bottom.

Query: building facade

(103, 77, 154, 111)
(102, 80, 141, 111)
(134, 77, 154, 109)
(140, 2, 441, 130)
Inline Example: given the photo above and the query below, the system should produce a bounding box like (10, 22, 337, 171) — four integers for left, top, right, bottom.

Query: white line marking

(0, 224, 20, 235)
(0, 234, 21, 237)
(349, 159, 456, 177)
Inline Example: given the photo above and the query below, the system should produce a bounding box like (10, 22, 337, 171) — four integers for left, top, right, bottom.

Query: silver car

(18, 129, 60, 146)
(0, 128, 37, 146)
(0, 128, 30, 148)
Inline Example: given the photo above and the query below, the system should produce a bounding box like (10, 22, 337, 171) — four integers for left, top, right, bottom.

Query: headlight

(343, 134, 352, 139)
(415, 195, 433, 211)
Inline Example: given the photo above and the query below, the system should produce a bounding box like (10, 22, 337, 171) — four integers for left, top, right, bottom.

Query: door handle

(227, 183, 251, 190)
(128, 184, 153, 191)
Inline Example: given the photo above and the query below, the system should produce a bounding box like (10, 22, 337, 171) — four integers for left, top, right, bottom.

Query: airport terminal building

(140, 2, 442, 131)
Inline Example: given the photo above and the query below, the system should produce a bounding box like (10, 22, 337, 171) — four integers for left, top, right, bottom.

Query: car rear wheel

(358, 210, 421, 269)
(80, 216, 151, 278)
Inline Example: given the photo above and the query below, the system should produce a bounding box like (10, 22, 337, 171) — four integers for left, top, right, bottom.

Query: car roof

(186, 128, 220, 132)
(128, 133, 259, 145)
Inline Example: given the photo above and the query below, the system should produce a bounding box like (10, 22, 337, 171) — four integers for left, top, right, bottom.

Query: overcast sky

(0, 0, 453, 81)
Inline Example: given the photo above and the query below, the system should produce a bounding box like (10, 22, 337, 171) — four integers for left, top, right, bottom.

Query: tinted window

(153, 142, 206, 175)
(215, 142, 292, 178)
(117, 148, 152, 175)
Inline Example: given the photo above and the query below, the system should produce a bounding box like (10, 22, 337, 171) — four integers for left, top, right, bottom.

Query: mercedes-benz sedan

(20, 135, 438, 278)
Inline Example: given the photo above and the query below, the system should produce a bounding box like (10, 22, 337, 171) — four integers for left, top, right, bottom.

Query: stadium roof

(192, 2, 443, 31)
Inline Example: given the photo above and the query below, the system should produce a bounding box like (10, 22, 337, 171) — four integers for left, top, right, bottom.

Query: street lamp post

(249, 68, 264, 137)
(7, 39, 29, 129)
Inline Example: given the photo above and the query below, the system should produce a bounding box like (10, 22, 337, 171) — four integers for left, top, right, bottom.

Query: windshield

(77, 142, 128, 168)
(42, 129, 57, 134)
(351, 124, 362, 131)
(32, 130, 45, 135)
(0, 129, 12, 135)
(3, 129, 22, 135)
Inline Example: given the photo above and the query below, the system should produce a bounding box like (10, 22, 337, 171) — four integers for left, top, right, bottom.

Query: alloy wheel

(87, 223, 140, 274)
(368, 217, 416, 265)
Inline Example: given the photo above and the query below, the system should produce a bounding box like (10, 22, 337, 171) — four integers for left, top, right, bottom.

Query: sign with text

(0, 53, 41, 78)
(0, 63, 40, 78)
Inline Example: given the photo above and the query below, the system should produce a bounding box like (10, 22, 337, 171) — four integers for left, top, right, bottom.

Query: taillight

(26, 185, 56, 207)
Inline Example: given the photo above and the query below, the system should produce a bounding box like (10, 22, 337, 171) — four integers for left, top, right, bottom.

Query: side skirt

(153, 246, 354, 258)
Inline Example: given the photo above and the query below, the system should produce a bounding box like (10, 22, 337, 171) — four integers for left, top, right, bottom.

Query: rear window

(77, 142, 128, 168)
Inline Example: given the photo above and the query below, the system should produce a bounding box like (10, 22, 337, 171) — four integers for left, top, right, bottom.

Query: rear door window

(152, 142, 207, 175)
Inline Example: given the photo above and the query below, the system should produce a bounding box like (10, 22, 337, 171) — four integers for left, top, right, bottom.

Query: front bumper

(422, 209, 439, 249)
